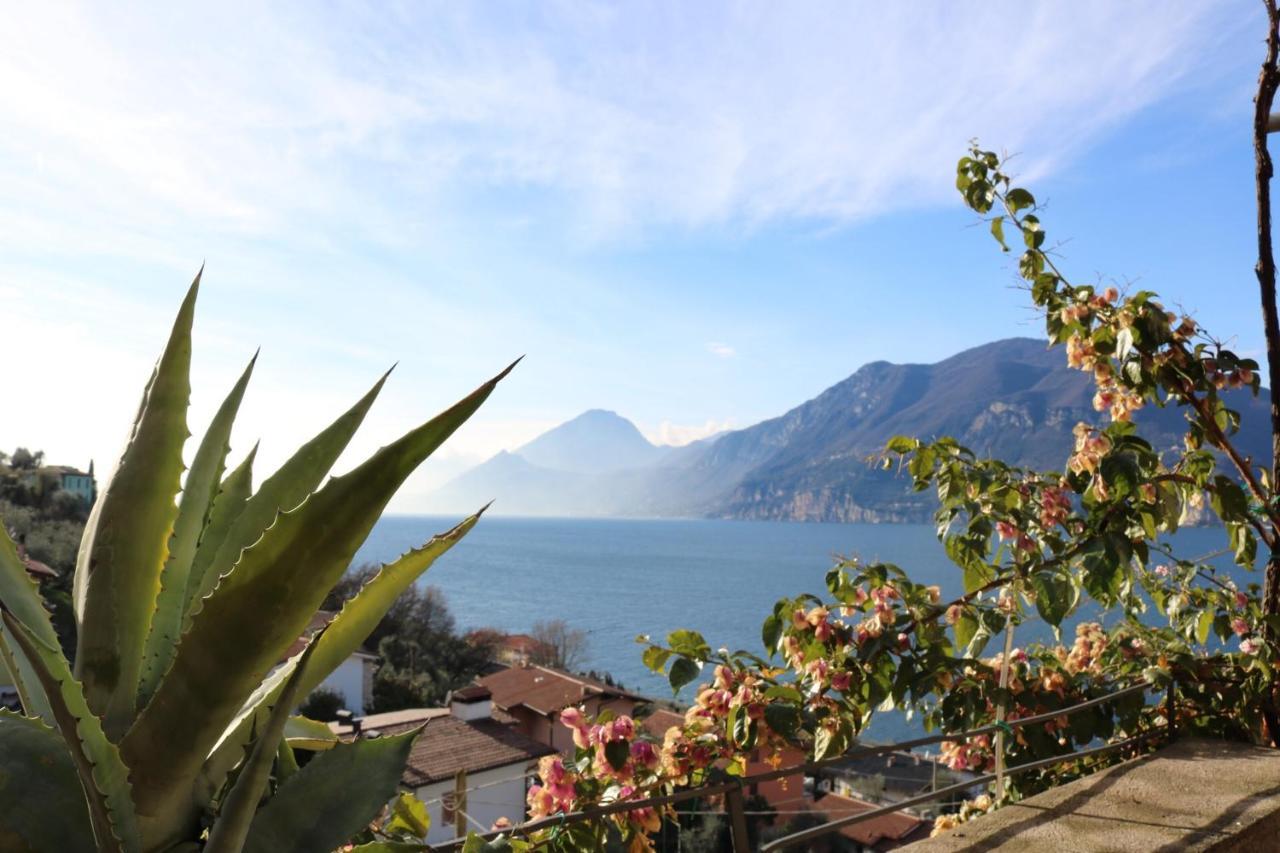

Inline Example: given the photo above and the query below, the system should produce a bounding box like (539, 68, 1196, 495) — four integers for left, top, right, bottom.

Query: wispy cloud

(645, 419, 736, 447)
(706, 342, 736, 358)
(0, 2, 1244, 250)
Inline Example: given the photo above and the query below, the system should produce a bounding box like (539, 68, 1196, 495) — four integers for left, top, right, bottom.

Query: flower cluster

(931, 794, 995, 837)
(1058, 622, 1108, 675)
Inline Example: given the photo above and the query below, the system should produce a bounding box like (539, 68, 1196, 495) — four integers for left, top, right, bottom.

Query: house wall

(322, 657, 368, 715)
(414, 763, 533, 845)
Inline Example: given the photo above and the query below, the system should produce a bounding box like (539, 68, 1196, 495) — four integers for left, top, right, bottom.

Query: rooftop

(815, 792, 930, 849)
(479, 664, 645, 716)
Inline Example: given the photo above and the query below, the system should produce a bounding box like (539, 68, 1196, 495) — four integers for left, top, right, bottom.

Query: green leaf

(0, 710, 95, 853)
(666, 629, 709, 658)
(350, 841, 427, 852)
(201, 512, 483, 799)
(1031, 572, 1076, 629)
(990, 216, 1009, 251)
(182, 444, 257, 613)
(1006, 188, 1035, 212)
(74, 276, 196, 740)
(461, 834, 529, 853)
(761, 614, 782, 654)
(642, 645, 672, 673)
(0, 525, 60, 723)
(604, 738, 630, 772)
(668, 657, 699, 693)
(3, 612, 141, 853)
(123, 365, 513, 845)
(283, 715, 338, 751)
(763, 702, 801, 740)
(205, 638, 317, 853)
(140, 353, 256, 707)
(384, 792, 431, 839)
(885, 435, 918, 454)
(183, 368, 393, 619)
(241, 728, 420, 853)
(954, 612, 978, 652)
(1196, 608, 1214, 646)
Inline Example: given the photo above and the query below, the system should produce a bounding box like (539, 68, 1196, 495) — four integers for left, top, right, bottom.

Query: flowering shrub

(461, 142, 1280, 852)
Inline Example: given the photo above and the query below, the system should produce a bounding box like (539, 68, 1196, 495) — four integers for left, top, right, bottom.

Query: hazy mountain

(517, 409, 667, 473)
(426, 338, 1272, 522)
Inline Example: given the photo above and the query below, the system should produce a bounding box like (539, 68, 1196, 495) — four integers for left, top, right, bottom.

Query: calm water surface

(354, 516, 1247, 742)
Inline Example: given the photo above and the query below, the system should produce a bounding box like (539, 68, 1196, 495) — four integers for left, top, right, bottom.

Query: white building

(287, 610, 377, 715)
(330, 686, 554, 846)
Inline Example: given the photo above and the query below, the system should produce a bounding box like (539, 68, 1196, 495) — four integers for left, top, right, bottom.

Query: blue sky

(1, 1, 1269, 509)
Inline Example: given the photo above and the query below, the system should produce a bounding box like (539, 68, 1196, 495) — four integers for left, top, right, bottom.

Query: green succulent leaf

(204, 639, 318, 853)
(384, 791, 431, 838)
(182, 443, 258, 612)
(202, 510, 483, 797)
(3, 612, 141, 853)
(140, 352, 256, 707)
(240, 728, 420, 853)
(74, 276, 196, 740)
(181, 369, 391, 630)
(283, 715, 339, 751)
(122, 364, 514, 845)
(0, 525, 60, 723)
(0, 710, 95, 853)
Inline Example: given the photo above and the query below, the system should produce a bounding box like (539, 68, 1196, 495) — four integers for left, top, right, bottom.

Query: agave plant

(0, 272, 513, 852)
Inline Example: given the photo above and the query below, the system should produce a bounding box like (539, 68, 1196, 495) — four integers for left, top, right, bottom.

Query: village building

(285, 610, 378, 715)
(330, 686, 553, 846)
(477, 663, 647, 752)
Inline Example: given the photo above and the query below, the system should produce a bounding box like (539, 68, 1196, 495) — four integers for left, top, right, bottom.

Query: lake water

(354, 516, 1249, 743)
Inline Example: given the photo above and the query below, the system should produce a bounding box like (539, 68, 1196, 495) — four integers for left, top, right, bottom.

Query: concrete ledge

(899, 739, 1280, 852)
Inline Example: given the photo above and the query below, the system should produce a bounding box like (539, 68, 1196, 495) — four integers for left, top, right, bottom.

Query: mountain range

(424, 338, 1273, 523)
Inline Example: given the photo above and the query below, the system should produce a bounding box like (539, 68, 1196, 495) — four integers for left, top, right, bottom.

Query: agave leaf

(122, 362, 515, 847)
(183, 442, 258, 610)
(204, 638, 317, 853)
(203, 511, 482, 790)
(283, 715, 338, 751)
(241, 728, 420, 853)
(3, 612, 141, 853)
(0, 525, 60, 722)
(181, 369, 392, 619)
(74, 276, 196, 739)
(140, 353, 257, 707)
(0, 710, 96, 853)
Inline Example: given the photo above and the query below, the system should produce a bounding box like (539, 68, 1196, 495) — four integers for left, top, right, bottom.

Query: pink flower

(1232, 618, 1250, 637)
(1235, 592, 1249, 609)
(1241, 637, 1262, 655)
(630, 740, 660, 771)
(1153, 564, 1170, 578)
(945, 604, 964, 625)
(560, 707, 591, 749)
(995, 521, 1018, 541)
(1102, 286, 1119, 303)
(830, 670, 852, 692)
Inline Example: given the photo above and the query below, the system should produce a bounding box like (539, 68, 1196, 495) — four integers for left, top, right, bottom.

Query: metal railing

(434, 679, 1172, 852)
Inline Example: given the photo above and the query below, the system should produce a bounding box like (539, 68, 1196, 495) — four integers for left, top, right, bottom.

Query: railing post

(726, 784, 751, 852)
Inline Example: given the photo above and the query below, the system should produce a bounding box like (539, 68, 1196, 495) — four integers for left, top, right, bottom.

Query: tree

(298, 687, 346, 722)
(8, 447, 41, 470)
(327, 564, 499, 712)
(530, 618, 589, 671)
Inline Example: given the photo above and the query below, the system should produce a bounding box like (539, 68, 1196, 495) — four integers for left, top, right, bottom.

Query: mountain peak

(516, 409, 662, 474)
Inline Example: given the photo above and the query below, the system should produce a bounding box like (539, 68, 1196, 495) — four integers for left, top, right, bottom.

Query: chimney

(335, 709, 361, 737)
(449, 685, 492, 722)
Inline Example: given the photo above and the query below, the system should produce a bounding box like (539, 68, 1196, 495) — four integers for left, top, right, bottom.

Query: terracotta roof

(478, 665, 645, 716)
(640, 708, 685, 740)
(814, 793, 929, 849)
(333, 707, 555, 786)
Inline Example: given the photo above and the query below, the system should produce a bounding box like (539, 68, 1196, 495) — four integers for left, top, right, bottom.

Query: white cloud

(645, 419, 736, 447)
(0, 2, 1246, 249)
(706, 342, 736, 358)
